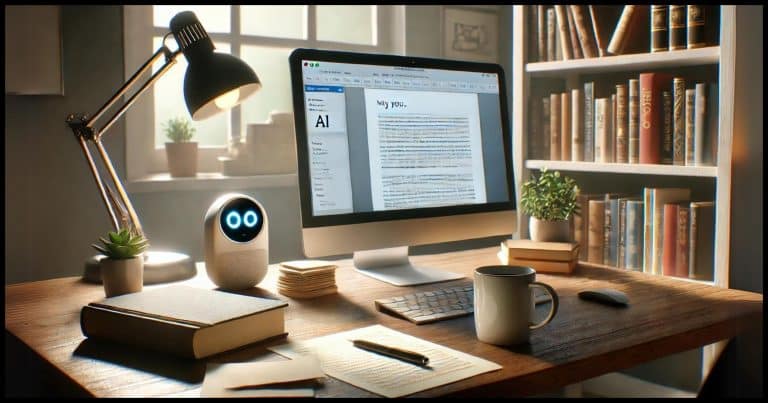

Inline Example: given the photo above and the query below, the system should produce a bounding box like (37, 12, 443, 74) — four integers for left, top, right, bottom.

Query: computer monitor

(289, 48, 517, 286)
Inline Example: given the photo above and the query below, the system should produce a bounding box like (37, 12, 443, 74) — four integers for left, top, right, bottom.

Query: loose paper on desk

(269, 324, 502, 398)
(200, 356, 323, 398)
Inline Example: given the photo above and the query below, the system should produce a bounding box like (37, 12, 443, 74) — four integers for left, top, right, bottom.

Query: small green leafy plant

(520, 168, 579, 221)
(164, 117, 196, 143)
(92, 228, 149, 259)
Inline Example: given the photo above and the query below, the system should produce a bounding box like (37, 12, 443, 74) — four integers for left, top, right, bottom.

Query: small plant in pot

(164, 117, 198, 177)
(92, 227, 149, 297)
(520, 168, 579, 242)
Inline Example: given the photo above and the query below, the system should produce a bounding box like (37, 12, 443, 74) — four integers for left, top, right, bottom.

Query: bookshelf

(512, 4, 737, 382)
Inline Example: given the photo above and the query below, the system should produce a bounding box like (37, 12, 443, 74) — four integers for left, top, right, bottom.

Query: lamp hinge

(66, 113, 98, 141)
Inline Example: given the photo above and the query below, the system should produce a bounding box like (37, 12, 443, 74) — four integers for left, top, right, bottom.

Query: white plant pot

(165, 142, 198, 177)
(529, 217, 572, 242)
(100, 256, 144, 297)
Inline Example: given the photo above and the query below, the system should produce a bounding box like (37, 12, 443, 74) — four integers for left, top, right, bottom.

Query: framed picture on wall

(442, 6, 499, 63)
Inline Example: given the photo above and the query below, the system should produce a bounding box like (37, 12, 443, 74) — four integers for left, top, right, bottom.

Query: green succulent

(163, 117, 196, 143)
(92, 228, 149, 259)
(520, 168, 579, 221)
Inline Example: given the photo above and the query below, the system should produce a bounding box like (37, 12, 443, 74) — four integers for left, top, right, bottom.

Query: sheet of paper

(200, 356, 323, 398)
(269, 324, 502, 398)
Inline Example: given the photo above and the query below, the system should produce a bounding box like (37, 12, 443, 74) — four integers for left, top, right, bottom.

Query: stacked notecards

(278, 260, 338, 298)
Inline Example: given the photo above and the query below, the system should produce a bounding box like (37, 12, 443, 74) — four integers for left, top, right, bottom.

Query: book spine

(588, 5, 607, 57)
(686, 5, 707, 49)
(611, 94, 616, 163)
(561, 92, 571, 161)
(643, 188, 653, 273)
(662, 203, 679, 276)
(566, 5, 583, 59)
(707, 83, 719, 165)
(550, 93, 561, 160)
(639, 73, 671, 164)
(542, 97, 551, 159)
(537, 5, 547, 61)
(625, 200, 644, 271)
(652, 200, 664, 275)
(528, 96, 540, 159)
(615, 84, 628, 163)
(651, 5, 668, 53)
(669, 5, 687, 50)
(594, 98, 608, 163)
(583, 82, 595, 162)
(607, 5, 636, 55)
(570, 5, 598, 58)
(529, 6, 539, 63)
(689, 202, 715, 281)
(554, 5, 573, 60)
(672, 77, 686, 165)
(675, 205, 690, 278)
(547, 8, 557, 61)
(588, 199, 606, 264)
(685, 88, 696, 165)
(661, 90, 673, 164)
(618, 198, 627, 268)
(571, 89, 584, 161)
(628, 79, 640, 164)
(574, 195, 584, 260)
(605, 198, 619, 267)
(603, 197, 611, 266)
(694, 83, 707, 166)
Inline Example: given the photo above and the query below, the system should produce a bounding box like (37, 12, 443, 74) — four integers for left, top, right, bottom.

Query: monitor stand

(353, 246, 464, 287)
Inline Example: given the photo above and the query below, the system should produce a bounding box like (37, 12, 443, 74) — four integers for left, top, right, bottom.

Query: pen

(351, 339, 430, 367)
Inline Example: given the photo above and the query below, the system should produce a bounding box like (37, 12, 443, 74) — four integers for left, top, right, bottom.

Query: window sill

(126, 172, 298, 193)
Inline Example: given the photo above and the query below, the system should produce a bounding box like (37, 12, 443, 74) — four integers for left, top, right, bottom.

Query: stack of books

(498, 239, 579, 274)
(278, 260, 338, 298)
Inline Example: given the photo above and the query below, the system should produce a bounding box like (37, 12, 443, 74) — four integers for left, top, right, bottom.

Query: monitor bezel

(289, 48, 515, 229)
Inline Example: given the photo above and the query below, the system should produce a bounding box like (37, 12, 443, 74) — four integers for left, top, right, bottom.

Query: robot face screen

(219, 197, 264, 243)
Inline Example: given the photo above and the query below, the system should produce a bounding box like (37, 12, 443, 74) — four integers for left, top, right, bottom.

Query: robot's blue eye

(225, 211, 241, 229)
(243, 210, 259, 228)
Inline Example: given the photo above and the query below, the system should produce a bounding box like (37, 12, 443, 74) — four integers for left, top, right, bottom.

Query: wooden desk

(5, 247, 763, 397)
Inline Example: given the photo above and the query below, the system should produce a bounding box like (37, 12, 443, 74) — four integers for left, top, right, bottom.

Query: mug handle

(529, 282, 559, 330)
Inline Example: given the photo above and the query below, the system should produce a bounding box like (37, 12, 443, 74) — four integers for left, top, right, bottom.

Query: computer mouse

(578, 288, 629, 306)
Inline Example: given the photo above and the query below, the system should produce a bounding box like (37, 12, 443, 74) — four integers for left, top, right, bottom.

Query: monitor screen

(289, 48, 516, 259)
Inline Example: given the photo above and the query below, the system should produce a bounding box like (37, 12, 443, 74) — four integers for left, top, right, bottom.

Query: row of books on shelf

(528, 74, 718, 166)
(573, 188, 714, 281)
(529, 5, 720, 62)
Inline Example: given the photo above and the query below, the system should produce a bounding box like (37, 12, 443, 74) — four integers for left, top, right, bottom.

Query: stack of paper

(278, 260, 338, 298)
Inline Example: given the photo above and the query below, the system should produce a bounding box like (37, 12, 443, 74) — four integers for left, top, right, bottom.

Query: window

(124, 5, 403, 180)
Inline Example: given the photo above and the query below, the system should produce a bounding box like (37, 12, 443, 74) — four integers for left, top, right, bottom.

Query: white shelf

(526, 46, 720, 77)
(126, 172, 298, 193)
(525, 160, 718, 177)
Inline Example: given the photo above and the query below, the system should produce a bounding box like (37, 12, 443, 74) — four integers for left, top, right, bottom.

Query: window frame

(124, 5, 401, 181)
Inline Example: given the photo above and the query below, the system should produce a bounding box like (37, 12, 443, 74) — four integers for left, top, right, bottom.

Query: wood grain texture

(5, 246, 762, 397)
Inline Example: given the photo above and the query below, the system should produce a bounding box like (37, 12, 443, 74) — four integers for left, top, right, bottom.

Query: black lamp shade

(170, 11, 261, 121)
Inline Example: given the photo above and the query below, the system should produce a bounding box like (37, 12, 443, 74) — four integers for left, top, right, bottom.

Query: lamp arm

(67, 43, 182, 236)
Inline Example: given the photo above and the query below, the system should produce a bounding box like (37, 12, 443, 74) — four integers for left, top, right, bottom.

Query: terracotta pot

(529, 217, 572, 242)
(165, 142, 198, 177)
(100, 256, 144, 297)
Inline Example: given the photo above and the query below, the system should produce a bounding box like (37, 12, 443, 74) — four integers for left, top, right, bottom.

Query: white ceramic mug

(474, 265, 559, 345)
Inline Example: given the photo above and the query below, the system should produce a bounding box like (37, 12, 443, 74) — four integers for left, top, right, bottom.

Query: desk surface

(5, 247, 763, 397)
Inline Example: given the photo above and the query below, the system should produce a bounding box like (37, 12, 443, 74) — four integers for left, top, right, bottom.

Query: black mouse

(578, 288, 629, 306)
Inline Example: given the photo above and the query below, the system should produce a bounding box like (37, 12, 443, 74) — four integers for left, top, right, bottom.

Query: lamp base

(83, 251, 197, 285)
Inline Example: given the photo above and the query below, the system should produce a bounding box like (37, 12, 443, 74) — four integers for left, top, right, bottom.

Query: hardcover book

(669, 5, 687, 50)
(617, 196, 641, 270)
(583, 81, 595, 162)
(589, 5, 624, 57)
(502, 239, 579, 262)
(588, 199, 606, 264)
(689, 201, 715, 281)
(80, 285, 288, 359)
(706, 83, 719, 165)
(547, 8, 557, 61)
(685, 88, 696, 165)
(624, 199, 644, 271)
(594, 97, 610, 163)
(607, 5, 649, 55)
(687, 5, 717, 49)
(529, 6, 539, 63)
(628, 78, 640, 163)
(650, 188, 690, 275)
(542, 97, 551, 159)
(566, 5, 583, 59)
(661, 90, 673, 164)
(528, 96, 541, 159)
(570, 5, 598, 58)
(571, 88, 584, 161)
(694, 83, 708, 166)
(603, 195, 621, 267)
(675, 203, 690, 278)
(537, 5, 547, 61)
(639, 72, 673, 164)
(662, 203, 680, 277)
(672, 77, 686, 165)
(554, 5, 573, 60)
(651, 5, 668, 52)
(615, 84, 628, 163)
(561, 92, 572, 161)
(550, 93, 561, 160)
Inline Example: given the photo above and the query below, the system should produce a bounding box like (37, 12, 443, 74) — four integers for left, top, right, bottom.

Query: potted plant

(520, 168, 579, 242)
(92, 227, 149, 297)
(164, 117, 198, 177)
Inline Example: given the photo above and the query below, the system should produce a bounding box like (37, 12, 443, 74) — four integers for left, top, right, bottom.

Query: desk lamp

(68, 11, 261, 284)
